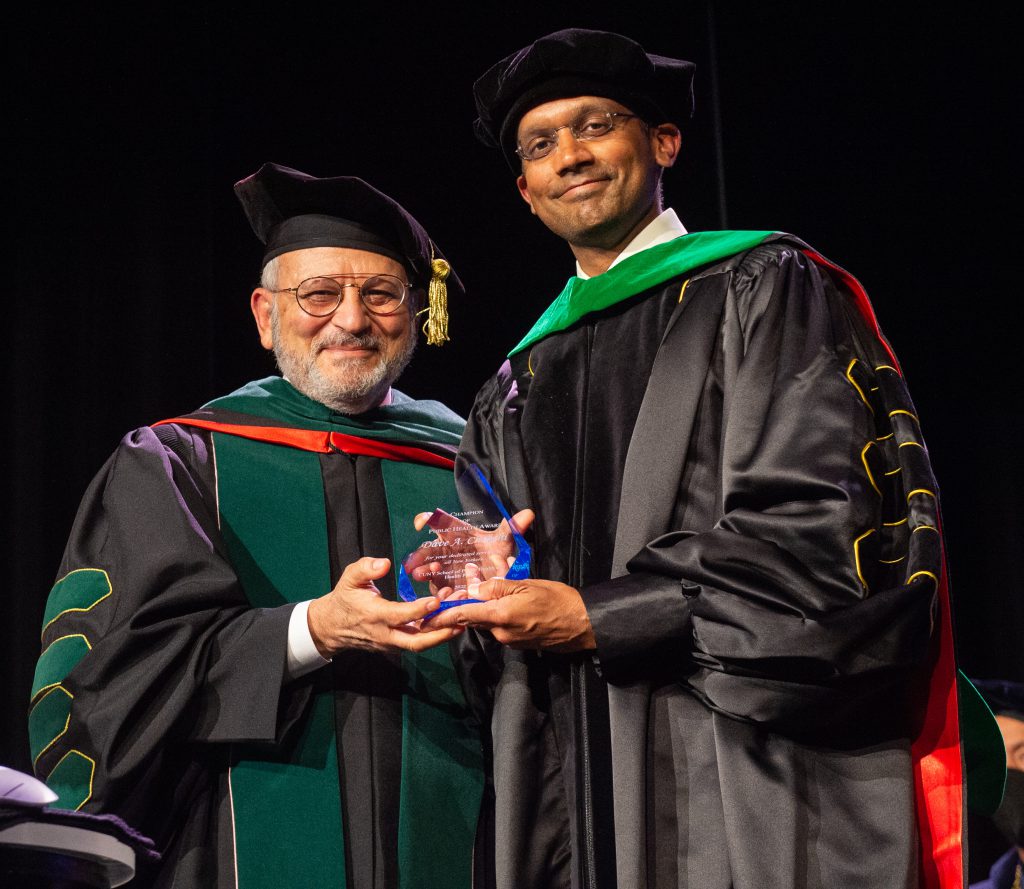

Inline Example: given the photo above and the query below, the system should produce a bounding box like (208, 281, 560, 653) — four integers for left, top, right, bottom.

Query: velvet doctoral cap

(973, 679, 1024, 722)
(473, 28, 696, 168)
(234, 162, 459, 344)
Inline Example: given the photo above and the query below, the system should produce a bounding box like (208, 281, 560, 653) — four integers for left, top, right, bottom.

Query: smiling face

(514, 96, 681, 255)
(251, 246, 417, 414)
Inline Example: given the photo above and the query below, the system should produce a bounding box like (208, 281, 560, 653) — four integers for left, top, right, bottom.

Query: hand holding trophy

(398, 464, 533, 618)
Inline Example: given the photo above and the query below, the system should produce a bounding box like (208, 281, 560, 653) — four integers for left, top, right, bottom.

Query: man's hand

(306, 557, 460, 658)
(425, 577, 596, 652)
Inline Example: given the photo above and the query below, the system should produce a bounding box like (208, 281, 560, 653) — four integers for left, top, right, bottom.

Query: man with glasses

(28, 163, 483, 888)
(428, 28, 967, 889)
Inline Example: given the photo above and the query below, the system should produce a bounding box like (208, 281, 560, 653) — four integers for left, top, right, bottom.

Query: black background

(5, 4, 1020, 877)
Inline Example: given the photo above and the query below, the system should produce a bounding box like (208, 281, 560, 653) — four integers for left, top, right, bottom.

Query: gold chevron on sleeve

(853, 528, 876, 590)
(860, 441, 882, 496)
(845, 359, 874, 413)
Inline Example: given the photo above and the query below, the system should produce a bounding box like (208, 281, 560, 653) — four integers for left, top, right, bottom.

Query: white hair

(260, 257, 280, 291)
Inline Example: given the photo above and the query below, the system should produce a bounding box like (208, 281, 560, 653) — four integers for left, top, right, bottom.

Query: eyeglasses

(516, 111, 642, 162)
(274, 274, 410, 317)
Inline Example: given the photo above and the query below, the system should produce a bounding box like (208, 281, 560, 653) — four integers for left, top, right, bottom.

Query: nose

(552, 127, 595, 174)
(328, 286, 372, 334)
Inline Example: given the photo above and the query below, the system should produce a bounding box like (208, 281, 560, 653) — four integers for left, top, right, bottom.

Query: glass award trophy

(397, 463, 531, 617)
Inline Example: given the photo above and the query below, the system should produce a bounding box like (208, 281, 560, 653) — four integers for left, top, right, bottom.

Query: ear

(650, 123, 682, 170)
(251, 288, 276, 351)
(516, 173, 538, 216)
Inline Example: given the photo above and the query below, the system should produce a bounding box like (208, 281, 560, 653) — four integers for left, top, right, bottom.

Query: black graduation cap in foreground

(973, 679, 1024, 721)
(472, 28, 696, 169)
(234, 162, 458, 345)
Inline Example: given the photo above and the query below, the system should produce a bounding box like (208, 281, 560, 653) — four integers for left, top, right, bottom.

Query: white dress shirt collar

(575, 208, 687, 280)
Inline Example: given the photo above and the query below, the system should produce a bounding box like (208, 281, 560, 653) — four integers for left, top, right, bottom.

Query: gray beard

(270, 303, 416, 414)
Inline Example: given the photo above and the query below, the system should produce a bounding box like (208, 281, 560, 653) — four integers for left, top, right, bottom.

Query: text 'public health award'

(397, 464, 531, 616)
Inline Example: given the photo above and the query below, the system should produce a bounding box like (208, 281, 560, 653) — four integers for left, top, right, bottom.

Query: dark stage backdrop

(5, 1, 1020, 851)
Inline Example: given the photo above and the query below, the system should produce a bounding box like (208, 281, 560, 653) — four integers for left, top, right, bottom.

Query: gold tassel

(422, 251, 450, 346)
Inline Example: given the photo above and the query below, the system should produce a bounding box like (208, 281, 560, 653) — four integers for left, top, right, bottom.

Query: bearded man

(27, 163, 482, 888)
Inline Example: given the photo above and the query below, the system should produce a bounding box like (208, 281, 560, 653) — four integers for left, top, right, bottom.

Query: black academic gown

(30, 389, 476, 888)
(458, 240, 940, 889)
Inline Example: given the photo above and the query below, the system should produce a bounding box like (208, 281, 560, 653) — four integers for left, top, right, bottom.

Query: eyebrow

(519, 102, 615, 137)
